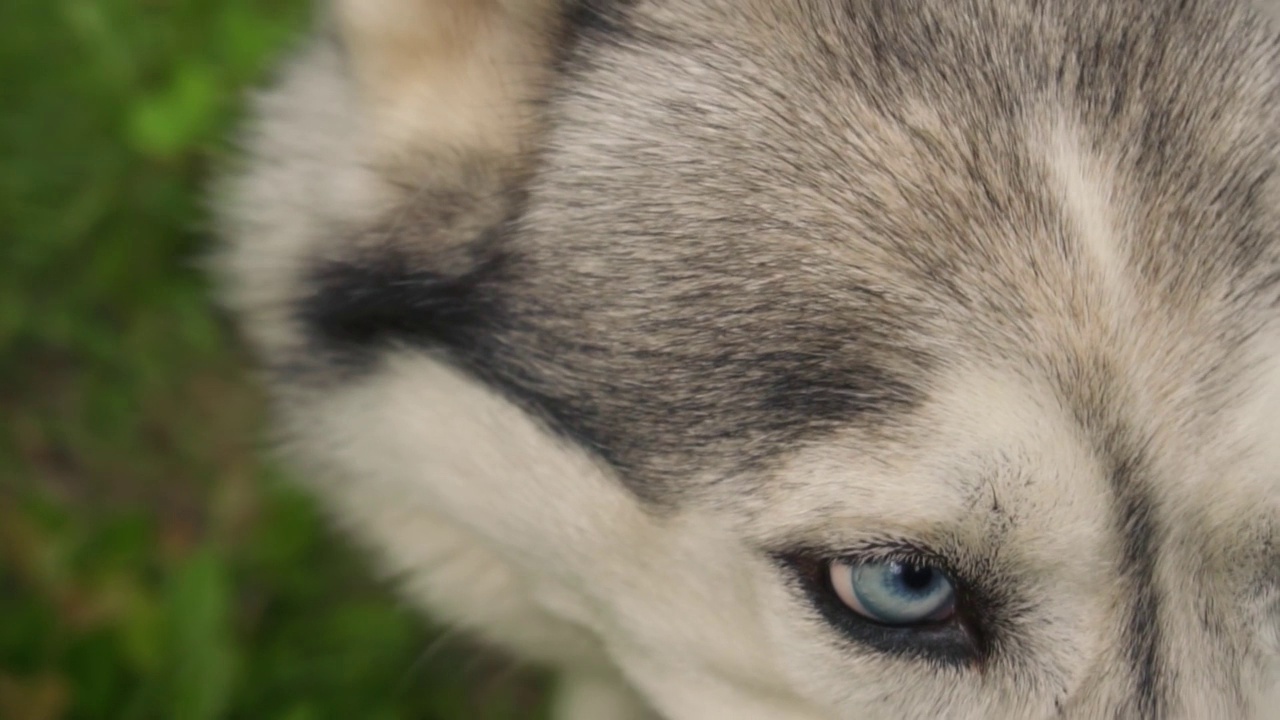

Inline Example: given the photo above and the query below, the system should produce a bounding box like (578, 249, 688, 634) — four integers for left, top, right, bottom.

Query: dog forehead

(503, 1, 1272, 504)
(549, 0, 1278, 306)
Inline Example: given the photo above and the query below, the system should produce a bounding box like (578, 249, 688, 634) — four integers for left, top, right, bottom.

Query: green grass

(0, 2, 549, 718)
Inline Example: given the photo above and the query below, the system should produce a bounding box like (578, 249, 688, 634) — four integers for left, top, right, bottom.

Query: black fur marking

(472, 295, 927, 503)
(295, 223, 927, 504)
(554, 0, 678, 79)
(564, 0, 638, 40)
(297, 239, 640, 477)
(303, 249, 504, 356)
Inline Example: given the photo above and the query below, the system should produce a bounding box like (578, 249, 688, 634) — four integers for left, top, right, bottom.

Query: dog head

(218, 1, 1280, 717)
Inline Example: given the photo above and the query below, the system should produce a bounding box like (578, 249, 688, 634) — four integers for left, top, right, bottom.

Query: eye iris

(846, 560, 955, 625)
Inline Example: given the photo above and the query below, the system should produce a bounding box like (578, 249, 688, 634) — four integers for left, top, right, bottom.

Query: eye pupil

(895, 563, 936, 592)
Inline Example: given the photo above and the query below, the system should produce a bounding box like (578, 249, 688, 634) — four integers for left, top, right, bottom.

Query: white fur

(283, 353, 828, 718)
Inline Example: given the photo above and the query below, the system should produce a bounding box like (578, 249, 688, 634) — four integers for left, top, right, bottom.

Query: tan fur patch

(334, 0, 561, 161)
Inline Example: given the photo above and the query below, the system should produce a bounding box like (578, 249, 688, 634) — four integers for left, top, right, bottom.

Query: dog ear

(331, 0, 564, 163)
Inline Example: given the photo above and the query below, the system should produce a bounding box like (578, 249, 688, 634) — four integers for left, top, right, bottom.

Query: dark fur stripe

(1105, 440, 1170, 719)
(302, 250, 505, 355)
(563, 0, 638, 39)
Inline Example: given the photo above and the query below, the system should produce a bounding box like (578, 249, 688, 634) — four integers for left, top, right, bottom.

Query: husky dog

(215, 0, 1280, 717)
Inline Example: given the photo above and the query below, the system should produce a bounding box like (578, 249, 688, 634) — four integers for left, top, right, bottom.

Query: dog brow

(294, 229, 929, 506)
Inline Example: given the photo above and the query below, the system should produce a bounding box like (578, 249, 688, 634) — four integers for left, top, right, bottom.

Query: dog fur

(214, 0, 1280, 717)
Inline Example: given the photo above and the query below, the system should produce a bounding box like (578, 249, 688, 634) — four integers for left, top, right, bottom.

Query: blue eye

(829, 559, 957, 626)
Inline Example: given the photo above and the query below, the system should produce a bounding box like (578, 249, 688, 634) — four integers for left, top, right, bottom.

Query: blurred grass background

(0, 1, 549, 718)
